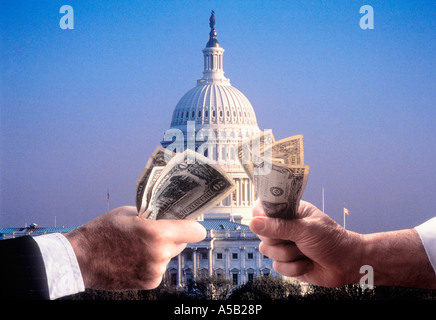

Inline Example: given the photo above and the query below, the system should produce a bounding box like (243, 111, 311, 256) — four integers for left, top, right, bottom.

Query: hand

(65, 206, 206, 291)
(249, 199, 364, 287)
(250, 199, 436, 289)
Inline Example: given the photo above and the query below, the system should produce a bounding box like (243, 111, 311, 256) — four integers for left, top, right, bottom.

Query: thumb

(154, 220, 207, 244)
(252, 198, 265, 217)
(249, 216, 306, 242)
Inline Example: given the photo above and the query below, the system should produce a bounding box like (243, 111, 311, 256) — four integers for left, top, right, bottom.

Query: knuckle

(272, 219, 291, 237)
(148, 247, 167, 262)
(145, 276, 163, 290)
(259, 241, 269, 256)
(149, 263, 168, 279)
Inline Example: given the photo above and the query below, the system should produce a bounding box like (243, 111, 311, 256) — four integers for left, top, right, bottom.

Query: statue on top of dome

(209, 10, 215, 29)
(206, 10, 219, 48)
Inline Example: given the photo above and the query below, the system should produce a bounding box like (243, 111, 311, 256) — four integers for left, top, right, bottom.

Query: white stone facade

(165, 222, 279, 287)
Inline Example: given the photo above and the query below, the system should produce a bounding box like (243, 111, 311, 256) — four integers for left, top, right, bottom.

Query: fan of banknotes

(135, 148, 236, 220)
(237, 131, 310, 220)
(135, 131, 309, 220)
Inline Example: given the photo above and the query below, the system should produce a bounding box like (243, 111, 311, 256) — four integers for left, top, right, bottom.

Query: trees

(191, 275, 232, 300)
(65, 276, 436, 300)
(229, 276, 301, 300)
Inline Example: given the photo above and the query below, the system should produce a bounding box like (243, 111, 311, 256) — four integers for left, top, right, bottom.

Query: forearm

(360, 228, 436, 289)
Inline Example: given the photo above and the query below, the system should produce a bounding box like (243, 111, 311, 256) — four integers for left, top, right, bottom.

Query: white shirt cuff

(33, 233, 85, 300)
(415, 217, 436, 276)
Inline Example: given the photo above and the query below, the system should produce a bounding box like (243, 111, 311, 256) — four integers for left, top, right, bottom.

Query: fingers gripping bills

(135, 131, 309, 220)
(237, 131, 309, 220)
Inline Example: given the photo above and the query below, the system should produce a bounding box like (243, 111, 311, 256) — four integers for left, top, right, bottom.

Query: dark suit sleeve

(0, 236, 50, 300)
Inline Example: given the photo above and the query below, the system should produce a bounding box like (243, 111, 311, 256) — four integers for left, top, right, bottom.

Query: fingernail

(251, 218, 265, 232)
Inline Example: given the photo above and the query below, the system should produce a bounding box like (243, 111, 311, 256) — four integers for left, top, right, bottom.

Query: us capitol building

(161, 12, 279, 287)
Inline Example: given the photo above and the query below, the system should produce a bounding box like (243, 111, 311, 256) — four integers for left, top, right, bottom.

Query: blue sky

(1, 0, 435, 233)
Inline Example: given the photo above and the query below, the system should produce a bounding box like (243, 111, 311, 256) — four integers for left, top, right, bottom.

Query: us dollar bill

(237, 130, 275, 181)
(254, 163, 310, 219)
(263, 135, 304, 166)
(138, 149, 235, 220)
(237, 132, 309, 219)
(136, 146, 174, 214)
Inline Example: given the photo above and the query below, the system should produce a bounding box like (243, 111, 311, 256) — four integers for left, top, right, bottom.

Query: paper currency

(237, 129, 275, 181)
(264, 135, 304, 166)
(135, 146, 173, 214)
(254, 163, 310, 219)
(136, 148, 235, 220)
(237, 131, 310, 220)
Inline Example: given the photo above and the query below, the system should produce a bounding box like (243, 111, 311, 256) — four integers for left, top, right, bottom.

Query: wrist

(360, 228, 436, 288)
(342, 231, 367, 286)
(65, 229, 93, 288)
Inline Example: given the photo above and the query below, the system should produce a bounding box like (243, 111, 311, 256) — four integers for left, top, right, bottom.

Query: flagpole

(322, 187, 325, 212)
(107, 188, 110, 212)
(343, 202, 346, 229)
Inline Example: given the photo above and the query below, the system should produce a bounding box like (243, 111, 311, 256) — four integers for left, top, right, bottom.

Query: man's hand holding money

(249, 199, 364, 288)
(66, 206, 206, 291)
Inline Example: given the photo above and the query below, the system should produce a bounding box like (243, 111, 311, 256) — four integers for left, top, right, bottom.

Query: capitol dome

(164, 10, 259, 137)
(161, 12, 260, 223)
(170, 84, 258, 130)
